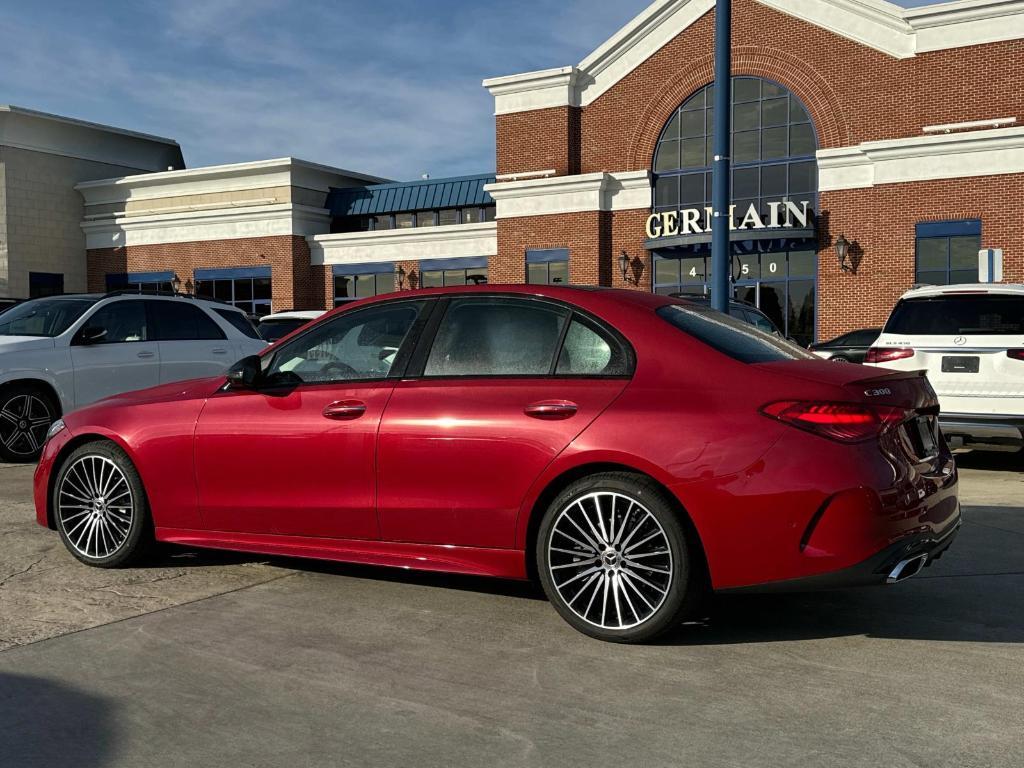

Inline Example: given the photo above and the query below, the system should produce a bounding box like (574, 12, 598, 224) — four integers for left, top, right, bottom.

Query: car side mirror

(226, 355, 262, 389)
(75, 325, 107, 345)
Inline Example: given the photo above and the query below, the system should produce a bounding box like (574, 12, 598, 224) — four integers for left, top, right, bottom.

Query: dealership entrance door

(652, 239, 817, 345)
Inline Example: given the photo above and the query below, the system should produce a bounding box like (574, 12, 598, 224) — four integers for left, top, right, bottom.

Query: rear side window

(147, 301, 226, 341)
(556, 317, 631, 376)
(425, 298, 568, 376)
(215, 308, 261, 339)
(885, 295, 1024, 335)
(658, 304, 816, 363)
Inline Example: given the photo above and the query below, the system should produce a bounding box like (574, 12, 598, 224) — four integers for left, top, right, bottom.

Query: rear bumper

(940, 413, 1024, 452)
(719, 517, 961, 593)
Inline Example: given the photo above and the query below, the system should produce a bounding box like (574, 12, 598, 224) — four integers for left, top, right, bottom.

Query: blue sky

(2, 0, 939, 181)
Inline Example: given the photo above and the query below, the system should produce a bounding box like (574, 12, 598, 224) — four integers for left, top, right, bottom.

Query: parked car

(256, 310, 324, 343)
(669, 294, 783, 336)
(0, 292, 266, 462)
(34, 285, 959, 642)
(809, 328, 880, 363)
(0, 298, 24, 316)
(865, 283, 1024, 452)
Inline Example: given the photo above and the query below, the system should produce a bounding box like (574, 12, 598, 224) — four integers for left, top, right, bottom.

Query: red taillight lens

(761, 400, 909, 442)
(865, 346, 915, 364)
(1008, 349, 1024, 361)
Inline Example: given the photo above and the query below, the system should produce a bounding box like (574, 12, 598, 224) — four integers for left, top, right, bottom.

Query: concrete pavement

(1, 456, 1022, 767)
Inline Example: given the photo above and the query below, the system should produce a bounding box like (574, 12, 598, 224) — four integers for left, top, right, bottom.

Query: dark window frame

(914, 220, 981, 285)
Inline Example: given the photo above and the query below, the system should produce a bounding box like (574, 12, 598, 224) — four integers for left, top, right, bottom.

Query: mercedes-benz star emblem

(953, 336, 967, 346)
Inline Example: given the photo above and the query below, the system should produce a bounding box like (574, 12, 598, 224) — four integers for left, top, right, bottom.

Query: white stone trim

(817, 126, 1024, 190)
(485, 171, 652, 218)
(484, 0, 1024, 114)
(82, 203, 331, 249)
(495, 169, 558, 181)
(309, 222, 498, 266)
(482, 67, 579, 116)
(76, 157, 388, 206)
(923, 117, 1017, 133)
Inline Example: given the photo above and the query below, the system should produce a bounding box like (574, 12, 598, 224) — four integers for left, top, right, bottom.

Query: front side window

(425, 298, 568, 377)
(80, 301, 148, 344)
(147, 301, 225, 341)
(266, 301, 424, 384)
(0, 298, 95, 337)
(915, 221, 981, 285)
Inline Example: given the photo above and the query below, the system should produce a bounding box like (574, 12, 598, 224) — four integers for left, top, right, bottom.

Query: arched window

(652, 77, 817, 218)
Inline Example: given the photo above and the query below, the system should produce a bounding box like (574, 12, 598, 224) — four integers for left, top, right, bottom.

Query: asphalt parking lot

(1, 454, 1022, 767)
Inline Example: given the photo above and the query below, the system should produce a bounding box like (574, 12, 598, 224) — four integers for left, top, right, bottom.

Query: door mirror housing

(75, 325, 108, 345)
(226, 355, 262, 389)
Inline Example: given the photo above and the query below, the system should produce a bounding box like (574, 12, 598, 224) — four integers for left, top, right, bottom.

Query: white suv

(0, 293, 267, 461)
(865, 283, 1024, 452)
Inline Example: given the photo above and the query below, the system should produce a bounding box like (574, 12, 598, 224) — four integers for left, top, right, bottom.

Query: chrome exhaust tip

(886, 553, 928, 584)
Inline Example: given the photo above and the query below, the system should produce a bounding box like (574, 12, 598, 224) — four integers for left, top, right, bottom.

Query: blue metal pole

(710, 0, 731, 314)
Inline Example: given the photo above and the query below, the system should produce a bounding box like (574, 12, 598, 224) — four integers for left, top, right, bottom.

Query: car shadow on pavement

(0, 673, 117, 767)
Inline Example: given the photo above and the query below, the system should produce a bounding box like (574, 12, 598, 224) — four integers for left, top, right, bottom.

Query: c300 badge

(864, 387, 893, 397)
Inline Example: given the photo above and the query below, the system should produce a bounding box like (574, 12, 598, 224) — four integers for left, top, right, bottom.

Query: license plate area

(901, 415, 940, 460)
(941, 355, 979, 373)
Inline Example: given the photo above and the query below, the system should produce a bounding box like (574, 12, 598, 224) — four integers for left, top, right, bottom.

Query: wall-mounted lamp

(835, 234, 852, 272)
(396, 264, 407, 289)
(618, 250, 636, 284)
(171, 274, 182, 294)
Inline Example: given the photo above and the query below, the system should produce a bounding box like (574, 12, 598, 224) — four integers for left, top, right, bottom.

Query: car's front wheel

(0, 383, 58, 462)
(53, 441, 152, 568)
(537, 472, 704, 643)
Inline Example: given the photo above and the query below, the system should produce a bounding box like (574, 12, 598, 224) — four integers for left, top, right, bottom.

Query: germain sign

(645, 200, 812, 239)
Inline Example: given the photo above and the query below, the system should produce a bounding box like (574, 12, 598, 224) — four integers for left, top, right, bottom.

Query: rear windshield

(657, 304, 817, 363)
(257, 318, 308, 343)
(885, 295, 1024, 335)
(215, 308, 261, 339)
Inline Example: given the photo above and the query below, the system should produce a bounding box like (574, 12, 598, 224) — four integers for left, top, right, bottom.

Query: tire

(536, 472, 705, 643)
(0, 383, 59, 463)
(830, 355, 851, 363)
(53, 440, 152, 568)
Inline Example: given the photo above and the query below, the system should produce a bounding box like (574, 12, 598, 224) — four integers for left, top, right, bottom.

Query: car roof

(901, 283, 1024, 299)
(259, 311, 324, 321)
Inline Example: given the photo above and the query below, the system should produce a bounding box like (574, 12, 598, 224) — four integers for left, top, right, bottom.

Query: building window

(29, 272, 65, 298)
(438, 209, 459, 226)
(105, 271, 175, 294)
(373, 215, 393, 230)
(653, 77, 818, 225)
(333, 263, 395, 307)
(526, 249, 569, 285)
(395, 213, 415, 229)
(420, 257, 489, 288)
(194, 267, 272, 317)
(417, 212, 437, 228)
(915, 220, 981, 285)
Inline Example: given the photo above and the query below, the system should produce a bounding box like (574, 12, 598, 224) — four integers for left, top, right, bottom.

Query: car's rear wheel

(53, 441, 152, 568)
(537, 472, 704, 643)
(0, 383, 58, 463)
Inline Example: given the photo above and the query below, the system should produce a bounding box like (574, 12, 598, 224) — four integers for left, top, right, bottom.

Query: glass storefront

(653, 243, 817, 346)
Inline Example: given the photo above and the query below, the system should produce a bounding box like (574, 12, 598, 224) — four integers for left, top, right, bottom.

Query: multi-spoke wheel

(0, 384, 57, 462)
(537, 473, 705, 643)
(53, 441, 152, 568)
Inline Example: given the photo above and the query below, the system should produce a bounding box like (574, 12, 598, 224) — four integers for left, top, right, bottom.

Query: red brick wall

(87, 235, 326, 311)
(496, 106, 581, 177)
(494, 212, 607, 285)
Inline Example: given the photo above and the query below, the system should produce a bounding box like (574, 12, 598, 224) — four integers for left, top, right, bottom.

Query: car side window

(750, 313, 778, 334)
(556, 316, 631, 376)
(266, 301, 424, 384)
(214, 308, 261, 339)
(424, 297, 568, 377)
(80, 301, 148, 343)
(147, 301, 226, 341)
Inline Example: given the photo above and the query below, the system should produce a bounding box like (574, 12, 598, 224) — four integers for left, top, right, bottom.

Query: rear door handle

(212, 348, 228, 355)
(137, 350, 156, 359)
(323, 400, 367, 420)
(524, 400, 578, 420)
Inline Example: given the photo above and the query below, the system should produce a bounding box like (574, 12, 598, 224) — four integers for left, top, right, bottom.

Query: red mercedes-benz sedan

(33, 286, 960, 642)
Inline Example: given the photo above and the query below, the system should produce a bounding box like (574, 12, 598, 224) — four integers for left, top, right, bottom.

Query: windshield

(0, 297, 96, 337)
(257, 318, 309, 343)
(658, 303, 816, 363)
(885, 295, 1024, 335)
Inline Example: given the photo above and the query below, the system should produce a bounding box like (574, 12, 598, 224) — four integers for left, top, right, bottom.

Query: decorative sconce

(835, 234, 852, 272)
(618, 250, 636, 284)
(171, 274, 182, 294)
(396, 264, 407, 289)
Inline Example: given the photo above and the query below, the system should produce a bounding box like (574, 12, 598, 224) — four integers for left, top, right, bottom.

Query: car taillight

(761, 400, 909, 443)
(1008, 349, 1024, 361)
(864, 347, 914, 364)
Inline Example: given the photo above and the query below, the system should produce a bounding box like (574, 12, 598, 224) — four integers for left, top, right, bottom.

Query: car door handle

(212, 348, 228, 355)
(137, 351, 156, 359)
(524, 400, 578, 420)
(323, 400, 367, 420)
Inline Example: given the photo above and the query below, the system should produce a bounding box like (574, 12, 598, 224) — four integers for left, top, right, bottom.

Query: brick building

(43, 0, 1024, 342)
